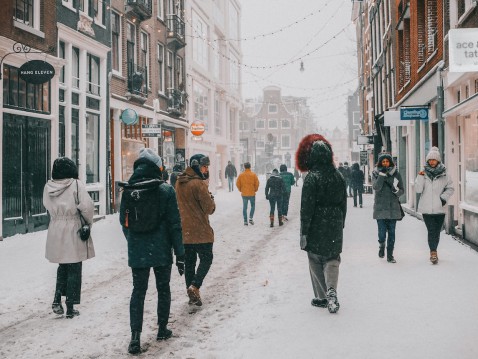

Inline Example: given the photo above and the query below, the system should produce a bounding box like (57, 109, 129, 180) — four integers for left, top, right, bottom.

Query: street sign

(141, 124, 161, 137)
(400, 107, 429, 121)
(191, 121, 205, 136)
(360, 151, 368, 166)
(357, 135, 374, 145)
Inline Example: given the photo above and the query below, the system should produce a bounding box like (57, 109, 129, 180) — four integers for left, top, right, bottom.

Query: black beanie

(190, 154, 210, 179)
(52, 157, 78, 180)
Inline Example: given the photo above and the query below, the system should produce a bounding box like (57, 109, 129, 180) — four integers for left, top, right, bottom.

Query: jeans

(353, 188, 363, 207)
(185, 243, 213, 289)
(282, 191, 291, 216)
(422, 214, 445, 251)
(376, 219, 397, 252)
(307, 252, 341, 299)
(54, 262, 82, 305)
(242, 196, 256, 222)
(130, 265, 172, 332)
(227, 176, 234, 191)
(269, 197, 283, 217)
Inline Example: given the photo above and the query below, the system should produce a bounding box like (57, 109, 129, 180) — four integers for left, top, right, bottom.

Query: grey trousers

(307, 252, 340, 300)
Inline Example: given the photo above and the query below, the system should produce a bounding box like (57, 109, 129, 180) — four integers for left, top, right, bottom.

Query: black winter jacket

(265, 174, 285, 199)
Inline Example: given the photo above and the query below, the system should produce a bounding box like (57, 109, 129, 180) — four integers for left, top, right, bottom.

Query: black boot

(52, 290, 64, 315)
(65, 303, 80, 319)
(378, 243, 385, 258)
(387, 249, 396, 263)
(128, 331, 141, 354)
(157, 326, 173, 340)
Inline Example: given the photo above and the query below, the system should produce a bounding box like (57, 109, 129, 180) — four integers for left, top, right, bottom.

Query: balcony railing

(166, 14, 186, 50)
(166, 88, 186, 116)
(126, 0, 152, 21)
(127, 61, 148, 97)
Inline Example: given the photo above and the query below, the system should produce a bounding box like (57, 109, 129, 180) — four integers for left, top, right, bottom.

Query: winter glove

(378, 172, 387, 177)
(441, 198, 447, 206)
(300, 235, 307, 250)
(176, 255, 185, 276)
(419, 171, 425, 176)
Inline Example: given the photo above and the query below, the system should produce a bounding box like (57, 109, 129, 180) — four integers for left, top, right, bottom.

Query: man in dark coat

(296, 134, 347, 314)
(170, 164, 183, 189)
(279, 164, 295, 221)
(350, 162, 365, 208)
(225, 161, 237, 192)
(265, 168, 286, 227)
(120, 148, 185, 354)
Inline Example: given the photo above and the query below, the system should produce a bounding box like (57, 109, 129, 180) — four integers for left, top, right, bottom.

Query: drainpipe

(436, 61, 445, 161)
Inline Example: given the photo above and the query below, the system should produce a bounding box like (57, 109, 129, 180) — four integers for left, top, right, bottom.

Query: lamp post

(252, 128, 257, 171)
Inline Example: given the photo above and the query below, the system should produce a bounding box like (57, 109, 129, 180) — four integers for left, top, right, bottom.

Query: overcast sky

(240, 0, 358, 130)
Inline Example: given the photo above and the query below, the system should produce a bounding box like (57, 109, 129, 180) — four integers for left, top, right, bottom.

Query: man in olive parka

(297, 134, 347, 314)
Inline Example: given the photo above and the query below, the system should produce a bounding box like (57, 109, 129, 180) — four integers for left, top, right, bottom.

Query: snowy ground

(1, 181, 478, 359)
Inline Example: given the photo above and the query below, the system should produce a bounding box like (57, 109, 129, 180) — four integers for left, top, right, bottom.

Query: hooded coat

(176, 167, 216, 244)
(350, 163, 364, 191)
(121, 158, 184, 268)
(279, 165, 295, 193)
(43, 179, 95, 263)
(298, 137, 347, 258)
(415, 164, 454, 214)
(265, 172, 285, 199)
(372, 154, 405, 220)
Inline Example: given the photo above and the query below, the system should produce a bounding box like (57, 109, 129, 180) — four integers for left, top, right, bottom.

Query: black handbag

(76, 180, 91, 241)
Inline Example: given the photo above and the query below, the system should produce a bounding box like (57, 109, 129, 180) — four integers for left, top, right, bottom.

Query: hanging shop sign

(357, 135, 374, 145)
(141, 124, 161, 137)
(191, 121, 205, 137)
(400, 107, 429, 121)
(449, 28, 478, 72)
(360, 151, 368, 166)
(18, 60, 55, 84)
(120, 108, 139, 125)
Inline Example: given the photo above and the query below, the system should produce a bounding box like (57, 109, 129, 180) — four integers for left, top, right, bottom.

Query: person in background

(176, 154, 216, 307)
(120, 148, 184, 355)
(161, 167, 170, 183)
(350, 162, 365, 208)
(415, 147, 454, 264)
(265, 169, 286, 227)
(43, 157, 95, 319)
(296, 134, 347, 314)
(236, 162, 260, 225)
(225, 161, 238, 192)
(372, 153, 404, 263)
(294, 168, 301, 186)
(279, 164, 295, 222)
(170, 164, 183, 189)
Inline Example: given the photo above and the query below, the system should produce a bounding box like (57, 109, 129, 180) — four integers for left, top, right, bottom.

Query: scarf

(424, 163, 446, 179)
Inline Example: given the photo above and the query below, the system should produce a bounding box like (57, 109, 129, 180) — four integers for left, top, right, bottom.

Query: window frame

(111, 11, 122, 74)
(157, 43, 165, 94)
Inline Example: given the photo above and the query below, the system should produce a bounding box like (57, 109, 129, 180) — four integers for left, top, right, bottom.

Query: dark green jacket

(300, 165, 347, 258)
(122, 159, 184, 268)
(280, 172, 295, 193)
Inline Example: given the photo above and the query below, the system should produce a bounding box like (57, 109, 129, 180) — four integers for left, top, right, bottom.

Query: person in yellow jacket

(236, 162, 260, 225)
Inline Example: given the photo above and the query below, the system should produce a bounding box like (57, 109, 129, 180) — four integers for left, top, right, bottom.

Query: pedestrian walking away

(119, 148, 185, 355)
(296, 134, 347, 314)
(350, 162, 365, 208)
(279, 164, 295, 222)
(372, 152, 404, 263)
(225, 160, 238, 192)
(43, 157, 95, 320)
(176, 154, 216, 307)
(236, 162, 260, 225)
(415, 147, 454, 264)
(294, 168, 301, 186)
(265, 169, 286, 227)
(169, 164, 183, 189)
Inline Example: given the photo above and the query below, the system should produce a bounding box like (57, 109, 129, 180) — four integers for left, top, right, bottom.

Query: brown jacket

(176, 167, 216, 244)
(236, 169, 260, 197)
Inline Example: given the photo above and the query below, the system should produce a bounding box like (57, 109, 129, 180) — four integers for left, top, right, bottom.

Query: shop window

(72, 109, 80, 166)
(464, 117, 478, 206)
(87, 53, 100, 95)
(86, 112, 99, 183)
(59, 106, 65, 157)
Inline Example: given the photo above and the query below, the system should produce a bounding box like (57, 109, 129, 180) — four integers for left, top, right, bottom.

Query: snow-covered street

(1, 183, 478, 359)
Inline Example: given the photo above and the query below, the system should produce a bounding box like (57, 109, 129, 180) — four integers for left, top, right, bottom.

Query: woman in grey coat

(43, 157, 95, 318)
(415, 147, 454, 264)
(372, 153, 404, 263)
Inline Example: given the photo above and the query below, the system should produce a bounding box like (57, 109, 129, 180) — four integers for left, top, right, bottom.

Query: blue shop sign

(400, 107, 429, 121)
(120, 108, 138, 125)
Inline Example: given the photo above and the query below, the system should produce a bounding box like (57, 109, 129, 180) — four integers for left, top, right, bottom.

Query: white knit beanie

(139, 147, 163, 168)
(426, 146, 441, 163)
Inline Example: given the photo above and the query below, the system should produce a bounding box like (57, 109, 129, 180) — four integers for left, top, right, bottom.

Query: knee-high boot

(270, 215, 274, 227)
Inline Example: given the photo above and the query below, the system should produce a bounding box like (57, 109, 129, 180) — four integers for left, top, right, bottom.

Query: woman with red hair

(297, 134, 347, 314)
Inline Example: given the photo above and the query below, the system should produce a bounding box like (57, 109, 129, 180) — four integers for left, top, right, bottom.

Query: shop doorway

(2, 114, 51, 237)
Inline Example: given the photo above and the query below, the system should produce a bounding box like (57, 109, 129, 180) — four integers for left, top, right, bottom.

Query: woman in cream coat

(415, 147, 454, 264)
(43, 157, 95, 318)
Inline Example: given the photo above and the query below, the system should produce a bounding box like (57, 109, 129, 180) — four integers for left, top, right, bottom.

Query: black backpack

(119, 179, 164, 232)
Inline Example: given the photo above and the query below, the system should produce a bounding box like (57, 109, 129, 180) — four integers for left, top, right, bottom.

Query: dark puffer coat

(265, 173, 285, 199)
(350, 163, 364, 191)
(121, 158, 184, 268)
(299, 140, 347, 258)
